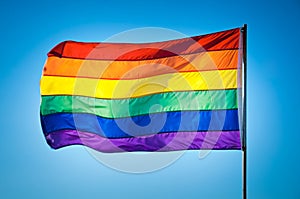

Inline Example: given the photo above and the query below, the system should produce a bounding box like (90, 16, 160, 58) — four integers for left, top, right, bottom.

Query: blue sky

(0, 0, 299, 198)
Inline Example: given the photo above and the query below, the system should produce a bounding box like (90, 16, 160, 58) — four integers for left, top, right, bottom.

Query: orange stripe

(43, 50, 238, 80)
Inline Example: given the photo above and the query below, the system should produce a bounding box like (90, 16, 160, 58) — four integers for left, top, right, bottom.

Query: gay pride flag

(40, 27, 244, 152)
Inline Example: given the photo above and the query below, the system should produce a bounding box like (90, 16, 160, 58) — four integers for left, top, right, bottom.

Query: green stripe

(41, 89, 238, 118)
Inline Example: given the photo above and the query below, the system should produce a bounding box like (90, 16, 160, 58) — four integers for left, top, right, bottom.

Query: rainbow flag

(40, 27, 244, 152)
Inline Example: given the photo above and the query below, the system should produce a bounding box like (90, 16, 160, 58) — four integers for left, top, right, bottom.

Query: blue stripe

(41, 110, 239, 138)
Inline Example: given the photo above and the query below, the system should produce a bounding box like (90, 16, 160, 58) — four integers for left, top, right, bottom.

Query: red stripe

(48, 28, 240, 61)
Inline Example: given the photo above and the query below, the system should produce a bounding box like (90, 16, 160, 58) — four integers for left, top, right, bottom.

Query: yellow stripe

(41, 70, 237, 99)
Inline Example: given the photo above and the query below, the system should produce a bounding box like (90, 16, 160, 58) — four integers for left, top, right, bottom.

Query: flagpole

(242, 24, 247, 199)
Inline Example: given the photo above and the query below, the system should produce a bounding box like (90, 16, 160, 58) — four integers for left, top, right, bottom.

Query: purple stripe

(46, 130, 241, 152)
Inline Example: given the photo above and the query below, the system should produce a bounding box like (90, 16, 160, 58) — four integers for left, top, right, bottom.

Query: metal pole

(242, 24, 247, 199)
